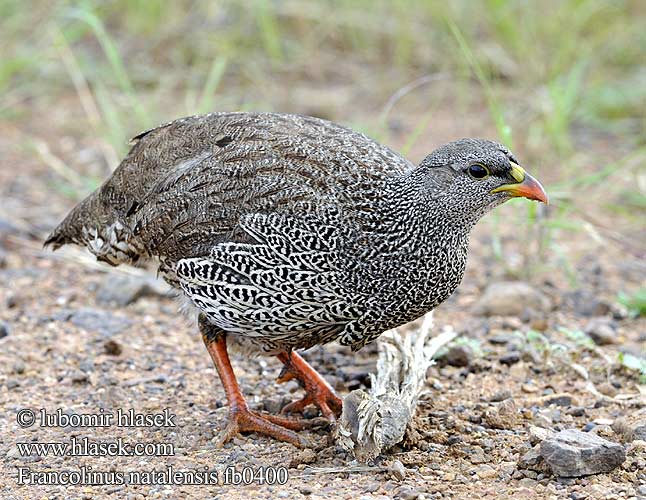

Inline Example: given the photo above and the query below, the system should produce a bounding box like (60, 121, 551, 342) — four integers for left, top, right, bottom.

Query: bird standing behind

(46, 112, 547, 447)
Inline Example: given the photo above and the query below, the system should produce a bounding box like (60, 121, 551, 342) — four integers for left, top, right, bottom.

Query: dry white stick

(336, 313, 457, 462)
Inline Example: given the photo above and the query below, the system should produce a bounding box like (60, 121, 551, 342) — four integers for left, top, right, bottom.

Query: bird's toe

(216, 409, 313, 448)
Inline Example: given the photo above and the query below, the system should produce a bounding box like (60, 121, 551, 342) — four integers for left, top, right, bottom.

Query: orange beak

(490, 163, 548, 204)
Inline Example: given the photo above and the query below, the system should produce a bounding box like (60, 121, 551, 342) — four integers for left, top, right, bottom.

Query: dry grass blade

(33, 139, 86, 189)
(379, 73, 448, 124)
(49, 24, 119, 171)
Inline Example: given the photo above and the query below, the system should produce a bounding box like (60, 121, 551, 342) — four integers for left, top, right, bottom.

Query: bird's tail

(44, 190, 138, 266)
(44, 192, 98, 250)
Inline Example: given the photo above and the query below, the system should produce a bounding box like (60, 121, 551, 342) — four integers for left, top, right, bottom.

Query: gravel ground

(1, 107, 645, 499)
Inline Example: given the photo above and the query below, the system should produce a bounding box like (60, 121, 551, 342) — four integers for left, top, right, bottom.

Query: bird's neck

(383, 166, 480, 239)
(344, 168, 474, 328)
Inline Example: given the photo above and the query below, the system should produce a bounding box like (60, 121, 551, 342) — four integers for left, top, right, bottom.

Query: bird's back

(46, 112, 413, 268)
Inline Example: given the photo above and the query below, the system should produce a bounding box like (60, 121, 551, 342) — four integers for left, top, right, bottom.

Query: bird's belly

(373, 248, 468, 332)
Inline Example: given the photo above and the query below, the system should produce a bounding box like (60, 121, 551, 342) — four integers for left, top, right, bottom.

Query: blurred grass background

(1, 0, 645, 293)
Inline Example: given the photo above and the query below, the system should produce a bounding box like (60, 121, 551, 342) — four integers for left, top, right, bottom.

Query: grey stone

(518, 477, 537, 488)
(500, 352, 520, 365)
(474, 281, 550, 317)
(528, 425, 555, 446)
(389, 459, 406, 480)
(566, 290, 611, 317)
(6, 293, 18, 308)
(444, 345, 472, 367)
(518, 445, 545, 470)
(96, 274, 169, 306)
(298, 485, 313, 496)
(57, 308, 133, 336)
(6, 379, 20, 389)
(12, 361, 25, 374)
(103, 339, 123, 356)
(484, 398, 520, 429)
(568, 407, 586, 417)
(612, 416, 646, 442)
(489, 333, 513, 345)
(584, 317, 617, 345)
(0, 320, 9, 338)
(543, 395, 573, 407)
(397, 487, 422, 500)
(69, 370, 89, 384)
(489, 389, 512, 402)
(540, 428, 625, 477)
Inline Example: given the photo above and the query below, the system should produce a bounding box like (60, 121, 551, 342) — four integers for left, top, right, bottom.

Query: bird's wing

(175, 211, 366, 350)
(105, 112, 414, 262)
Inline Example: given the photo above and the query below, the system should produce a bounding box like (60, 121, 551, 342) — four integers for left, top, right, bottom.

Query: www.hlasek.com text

(16, 437, 174, 457)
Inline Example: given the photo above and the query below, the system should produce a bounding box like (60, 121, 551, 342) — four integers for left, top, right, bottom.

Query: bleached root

(335, 312, 458, 462)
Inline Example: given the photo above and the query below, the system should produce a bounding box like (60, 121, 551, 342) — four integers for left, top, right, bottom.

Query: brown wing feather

(46, 112, 414, 266)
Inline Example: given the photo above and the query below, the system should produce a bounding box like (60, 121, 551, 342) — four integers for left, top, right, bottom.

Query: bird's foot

(200, 327, 327, 448)
(279, 391, 343, 422)
(216, 408, 327, 448)
(277, 352, 343, 422)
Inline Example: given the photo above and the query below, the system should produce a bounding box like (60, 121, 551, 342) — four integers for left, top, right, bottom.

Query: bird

(45, 111, 548, 448)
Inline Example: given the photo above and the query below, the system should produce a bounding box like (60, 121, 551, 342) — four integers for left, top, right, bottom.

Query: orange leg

(202, 333, 325, 448)
(276, 351, 343, 421)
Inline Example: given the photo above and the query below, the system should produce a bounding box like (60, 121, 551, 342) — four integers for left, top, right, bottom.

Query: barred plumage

(46, 111, 548, 352)
(46, 111, 547, 446)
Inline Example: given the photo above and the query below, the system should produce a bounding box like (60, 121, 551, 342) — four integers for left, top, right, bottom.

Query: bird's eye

(467, 164, 490, 179)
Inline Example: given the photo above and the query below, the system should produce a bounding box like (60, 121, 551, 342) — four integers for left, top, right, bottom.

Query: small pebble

(6, 379, 20, 389)
(489, 389, 512, 402)
(69, 370, 89, 384)
(364, 482, 380, 493)
(613, 416, 646, 441)
(447, 435, 462, 445)
(445, 345, 472, 367)
(584, 317, 618, 345)
(488, 334, 512, 345)
(12, 361, 26, 375)
(0, 320, 9, 338)
(568, 407, 586, 417)
(6, 294, 18, 308)
(299, 486, 313, 496)
(500, 352, 520, 365)
(397, 487, 421, 500)
(104, 339, 123, 356)
(476, 464, 497, 479)
(389, 459, 406, 480)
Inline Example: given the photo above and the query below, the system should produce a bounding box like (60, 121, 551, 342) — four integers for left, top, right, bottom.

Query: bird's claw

(280, 388, 343, 422)
(215, 408, 324, 448)
(276, 350, 343, 422)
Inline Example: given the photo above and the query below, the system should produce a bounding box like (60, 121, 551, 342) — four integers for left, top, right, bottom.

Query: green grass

(618, 288, 646, 318)
(2, 0, 644, 280)
(617, 352, 646, 384)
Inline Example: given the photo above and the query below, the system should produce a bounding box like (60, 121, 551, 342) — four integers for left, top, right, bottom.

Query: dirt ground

(1, 83, 645, 499)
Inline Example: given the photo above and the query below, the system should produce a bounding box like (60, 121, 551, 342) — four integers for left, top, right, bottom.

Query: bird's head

(417, 138, 548, 223)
